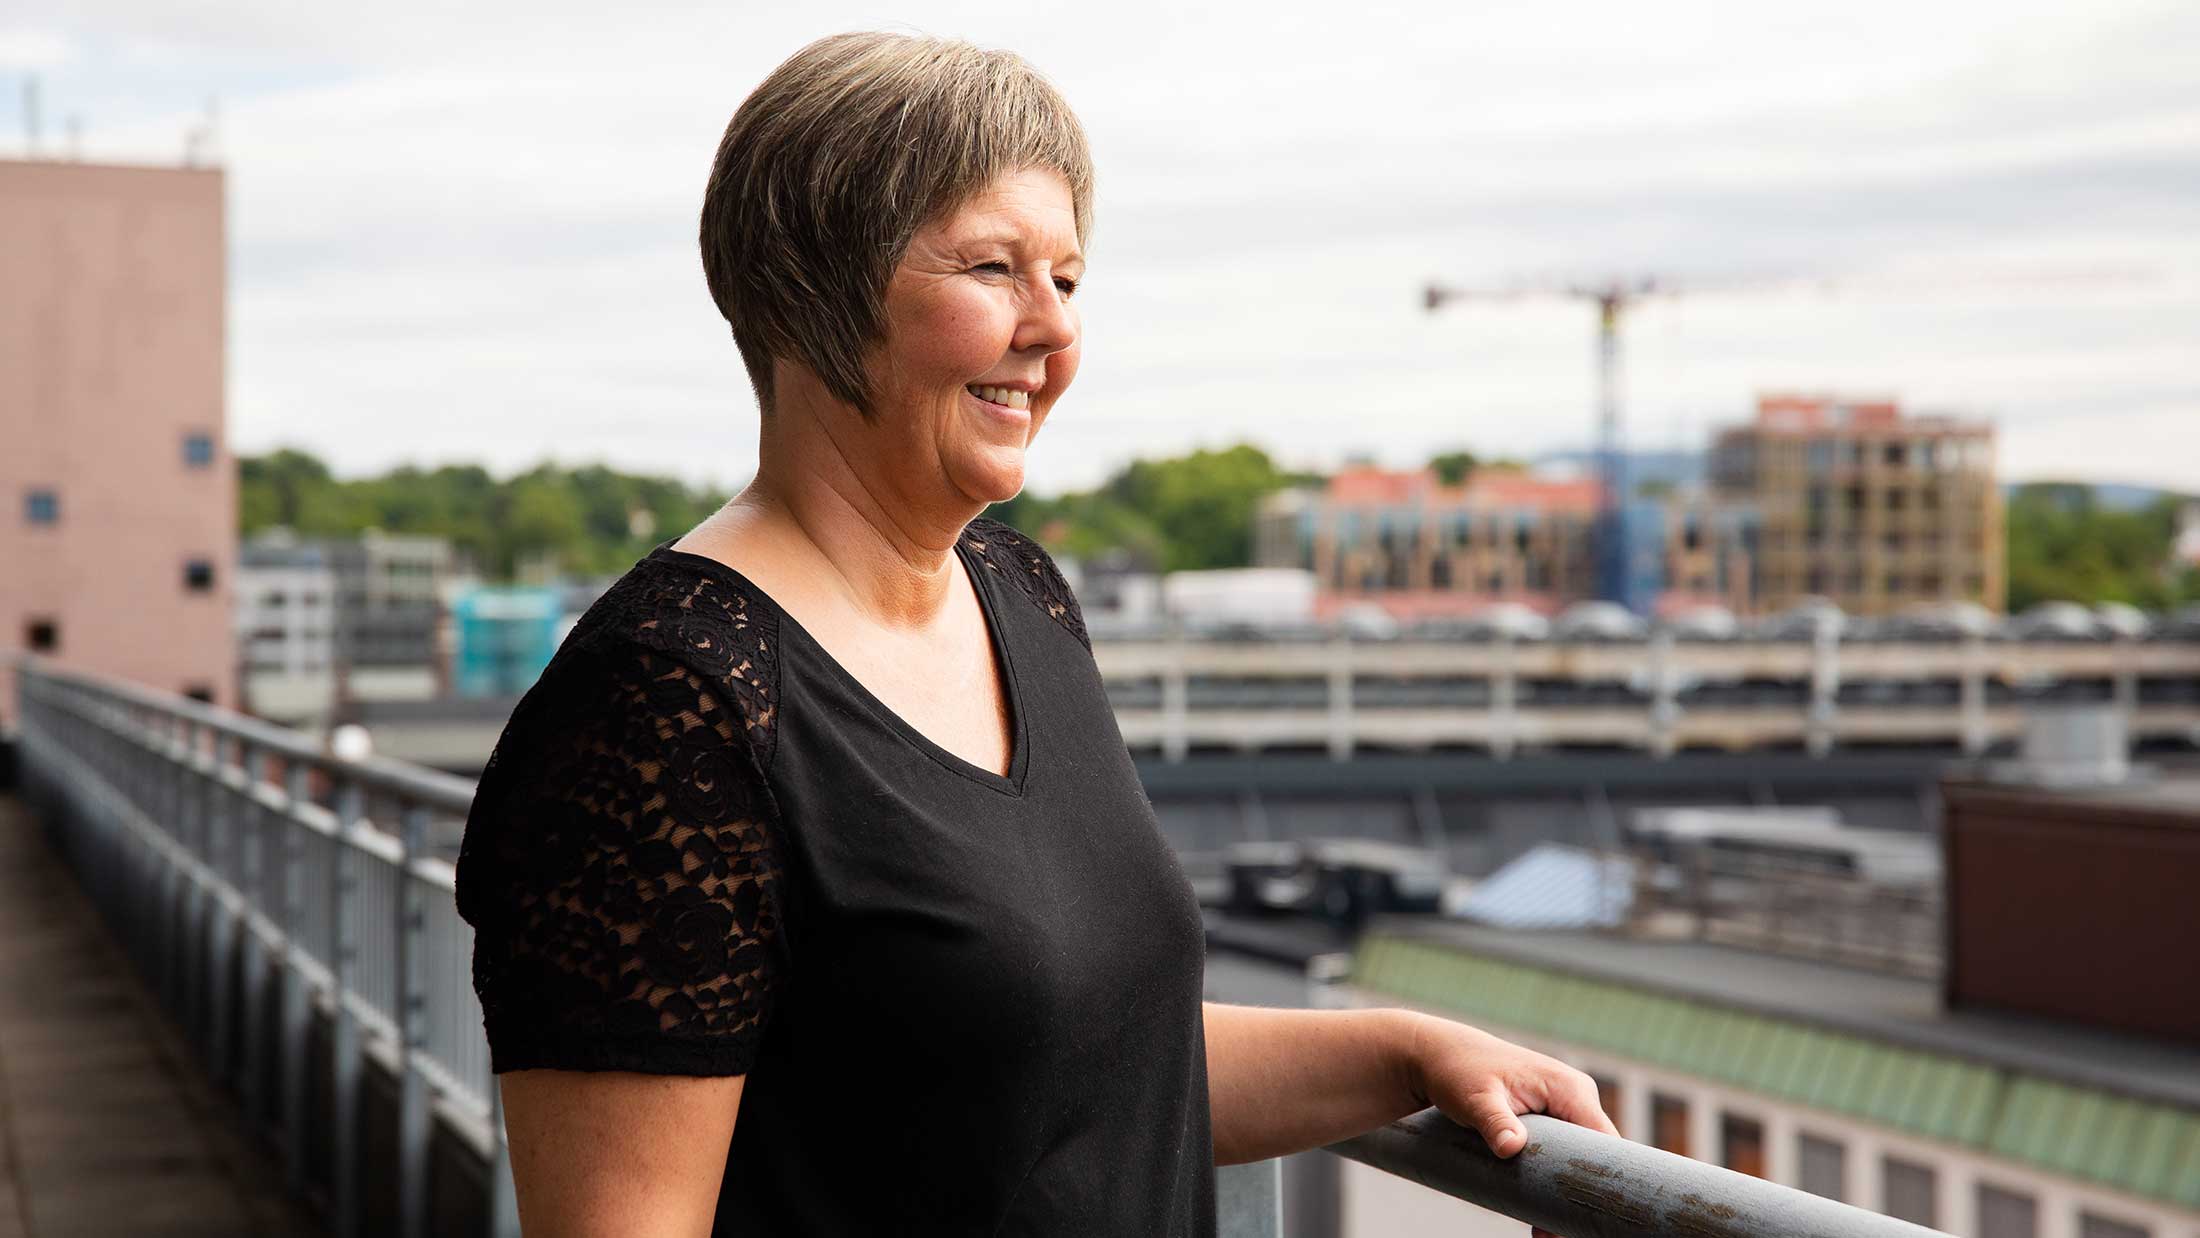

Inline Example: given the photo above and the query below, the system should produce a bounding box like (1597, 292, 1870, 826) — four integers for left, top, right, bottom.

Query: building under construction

(1711, 393, 2005, 616)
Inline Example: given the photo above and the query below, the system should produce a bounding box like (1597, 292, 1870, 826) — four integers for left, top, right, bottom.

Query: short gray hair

(699, 31, 1095, 421)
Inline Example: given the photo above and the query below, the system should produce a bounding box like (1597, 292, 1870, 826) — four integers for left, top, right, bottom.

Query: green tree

(1428, 450, 1478, 486)
(2004, 485, 2200, 611)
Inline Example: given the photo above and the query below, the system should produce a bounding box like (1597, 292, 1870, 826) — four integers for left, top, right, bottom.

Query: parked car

(2009, 600, 2101, 641)
(1885, 600, 1996, 641)
(1755, 597, 1847, 641)
(1661, 605, 1740, 642)
(1552, 601, 1647, 642)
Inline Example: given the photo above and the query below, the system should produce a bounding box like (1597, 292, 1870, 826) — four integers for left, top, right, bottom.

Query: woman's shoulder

(528, 543, 785, 770)
(961, 514, 1089, 652)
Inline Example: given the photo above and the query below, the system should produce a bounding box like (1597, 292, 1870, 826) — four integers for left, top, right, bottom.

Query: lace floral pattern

(458, 576, 786, 1075)
(963, 516, 1090, 652)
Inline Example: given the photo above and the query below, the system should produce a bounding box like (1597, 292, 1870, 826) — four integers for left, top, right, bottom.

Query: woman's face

(868, 166, 1084, 508)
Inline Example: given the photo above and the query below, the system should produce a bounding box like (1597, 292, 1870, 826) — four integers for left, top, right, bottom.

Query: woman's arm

(1203, 1001, 1617, 1165)
(500, 1069, 746, 1238)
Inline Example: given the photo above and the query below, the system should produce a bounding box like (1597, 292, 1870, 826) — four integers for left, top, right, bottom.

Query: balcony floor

(0, 793, 325, 1238)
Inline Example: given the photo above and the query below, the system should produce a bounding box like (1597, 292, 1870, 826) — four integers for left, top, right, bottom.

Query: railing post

(1808, 618, 1840, 757)
(396, 802, 431, 1238)
(205, 730, 235, 1090)
(237, 742, 269, 1128)
(179, 717, 201, 1049)
(159, 716, 188, 1020)
(1491, 633, 1518, 760)
(1326, 634, 1353, 761)
(331, 775, 365, 1238)
(1960, 634, 1988, 756)
(489, 1084, 523, 1238)
(1162, 640, 1189, 763)
(1215, 1159, 1282, 1238)
(1648, 629, 1678, 758)
(280, 759, 313, 1196)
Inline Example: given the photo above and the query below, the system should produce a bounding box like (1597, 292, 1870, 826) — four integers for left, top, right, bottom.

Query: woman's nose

(1014, 273, 1077, 354)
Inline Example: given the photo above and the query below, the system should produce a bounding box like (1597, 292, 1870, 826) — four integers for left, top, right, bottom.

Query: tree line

(240, 448, 2197, 609)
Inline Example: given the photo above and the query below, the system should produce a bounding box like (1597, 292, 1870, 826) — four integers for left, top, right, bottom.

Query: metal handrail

(14, 655, 1957, 1238)
(11, 655, 516, 1238)
(1329, 1109, 1952, 1238)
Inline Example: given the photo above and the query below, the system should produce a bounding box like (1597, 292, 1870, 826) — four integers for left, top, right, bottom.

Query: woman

(454, 31, 1613, 1236)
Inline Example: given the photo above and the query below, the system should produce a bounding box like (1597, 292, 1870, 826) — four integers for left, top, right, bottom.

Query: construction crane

(1423, 274, 1687, 609)
(1421, 264, 2151, 610)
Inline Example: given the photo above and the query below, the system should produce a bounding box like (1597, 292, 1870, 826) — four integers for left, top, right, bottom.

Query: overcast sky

(7, 0, 2198, 496)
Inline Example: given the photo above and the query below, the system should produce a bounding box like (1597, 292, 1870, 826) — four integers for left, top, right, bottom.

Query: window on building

(1591, 1075, 1622, 1139)
(183, 432, 216, 467)
(1720, 1114, 1765, 1178)
(25, 618, 60, 652)
(1651, 1094, 1690, 1158)
(1978, 1183, 2038, 1238)
(1884, 442, 1908, 467)
(2078, 1212, 2150, 1238)
(25, 488, 59, 524)
(182, 684, 214, 704)
(1882, 1157, 1937, 1227)
(184, 559, 216, 592)
(1798, 1133, 1844, 1201)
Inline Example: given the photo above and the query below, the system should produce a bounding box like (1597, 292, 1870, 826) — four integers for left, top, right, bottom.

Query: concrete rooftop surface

(0, 793, 325, 1238)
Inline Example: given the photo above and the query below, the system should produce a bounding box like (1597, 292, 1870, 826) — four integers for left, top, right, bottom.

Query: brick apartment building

(0, 158, 235, 725)
(1255, 466, 1604, 620)
(1254, 465, 1760, 621)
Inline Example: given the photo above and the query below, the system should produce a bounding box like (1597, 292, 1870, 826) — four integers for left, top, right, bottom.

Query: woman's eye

(975, 261, 1012, 276)
(1054, 276, 1080, 298)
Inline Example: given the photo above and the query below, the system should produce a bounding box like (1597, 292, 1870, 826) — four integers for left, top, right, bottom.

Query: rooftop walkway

(0, 792, 324, 1238)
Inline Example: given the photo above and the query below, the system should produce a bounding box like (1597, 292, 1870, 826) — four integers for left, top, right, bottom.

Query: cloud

(0, 26, 74, 69)
(9, 0, 2200, 495)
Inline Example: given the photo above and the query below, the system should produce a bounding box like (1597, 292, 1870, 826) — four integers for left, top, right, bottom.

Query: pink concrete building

(0, 158, 235, 726)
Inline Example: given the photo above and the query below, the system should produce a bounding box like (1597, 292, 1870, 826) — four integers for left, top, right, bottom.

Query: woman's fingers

(1551, 1071, 1622, 1137)
(1464, 1089, 1528, 1157)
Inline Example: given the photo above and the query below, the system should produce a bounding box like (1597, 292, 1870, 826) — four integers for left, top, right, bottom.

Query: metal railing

(12, 657, 1955, 1238)
(13, 657, 518, 1238)
(1328, 1109, 1950, 1238)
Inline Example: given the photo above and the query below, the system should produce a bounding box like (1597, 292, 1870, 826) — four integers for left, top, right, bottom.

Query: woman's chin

(950, 443, 1029, 505)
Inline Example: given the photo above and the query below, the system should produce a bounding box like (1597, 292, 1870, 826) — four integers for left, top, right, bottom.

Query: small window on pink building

(25, 618, 59, 652)
(184, 559, 216, 591)
(182, 684, 214, 704)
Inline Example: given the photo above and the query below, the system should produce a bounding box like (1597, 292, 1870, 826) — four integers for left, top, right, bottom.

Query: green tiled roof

(1352, 933, 2200, 1210)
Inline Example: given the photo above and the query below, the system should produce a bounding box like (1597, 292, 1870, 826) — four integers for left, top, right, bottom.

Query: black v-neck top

(454, 515, 1216, 1236)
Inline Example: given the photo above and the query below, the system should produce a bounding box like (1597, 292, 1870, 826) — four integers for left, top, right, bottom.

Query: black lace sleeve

(458, 636, 786, 1077)
(965, 516, 1090, 652)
